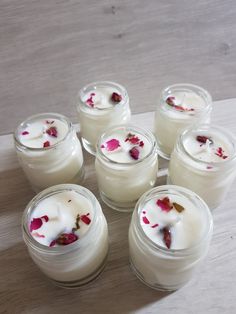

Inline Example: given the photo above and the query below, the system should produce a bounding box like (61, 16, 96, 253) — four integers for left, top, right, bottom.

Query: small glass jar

(77, 81, 131, 155)
(154, 83, 212, 160)
(95, 125, 158, 212)
(14, 113, 84, 192)
(129, 185, 213, 291)
(22, 184, 109, 288)
(168, 124, 236, 209)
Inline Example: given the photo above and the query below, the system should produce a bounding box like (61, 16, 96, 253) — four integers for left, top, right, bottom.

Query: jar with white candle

(76, 81, 131, 155)
(14, 113, 84, 192)
(22, 184, 109, 288)
(129, 185, 213, 291)
(95, 125, 158, 212)
(154, 84, 212, 159)
(168, 124, 236, 209)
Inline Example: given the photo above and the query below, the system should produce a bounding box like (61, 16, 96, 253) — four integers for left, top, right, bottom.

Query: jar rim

(14, 112, 73, 151)
(134, 185, 213, 256)
(177, 124, 236, 167)
(77, 81, 129, 112)
(160, 83, 212, 117)
(96, 125, 157, 165)
(22, 184, 99, 254)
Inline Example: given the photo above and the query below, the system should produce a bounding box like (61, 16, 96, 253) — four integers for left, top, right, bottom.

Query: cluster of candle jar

(15, 81, 236, 290)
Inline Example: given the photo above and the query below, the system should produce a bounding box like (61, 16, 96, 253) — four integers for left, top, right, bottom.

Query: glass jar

(14, 113, 84, 192)
(77, 81, 131, 155)
(22, 184, 109, 288)
(129, 185, 213, 291)
(95, 125, 158, 212)
(154, 83, 212, 160)
(168, 124, 236, 209)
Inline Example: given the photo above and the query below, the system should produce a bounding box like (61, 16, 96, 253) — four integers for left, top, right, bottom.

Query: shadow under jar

(129, 185, 213, 291)
(154, 83, 212, 160)
(14, 113, 84, 192)
(76, 81, 131, 155)
(22, 184, 109, 288)
(95, 125, 159, 212)
(168, 124, 236, 209)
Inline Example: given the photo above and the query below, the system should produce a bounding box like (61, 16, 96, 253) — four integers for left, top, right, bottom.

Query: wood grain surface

(1, 0, 236, 134)
(0, 99, 236, 314)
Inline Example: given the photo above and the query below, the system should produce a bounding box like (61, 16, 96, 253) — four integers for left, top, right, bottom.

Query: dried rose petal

(139, 141, 144, 147)
(207, 166, 213, 169)
(173, 202, 185, 213)
(161, 227, 171, 249)
(166, 96, 176, 106)
(21, 131, 29, 135)
(104, 139, 120, 151)
(215, 147, 228, 159)
(129, 146, 140, 160)
(30, 218, 43, 232)
(81, 213, 91, 225)
(68, 199, 72, 202)
(43, 141, 50, 148)
(142, 210, 146, 214)
(111, 92, 122, 103)
(196, 135, 213, 144)
(46, 120, 54, 124)
(49, 240, 56, 247)
(86, 93, 95, 107)
(156, 197, 173, 212)
(56, 233, 78, 245)
(29, 216, 49, 232)
(142, 216, 150, 224)
(151, 223, 159, 228)
(46, 126, 58, 137)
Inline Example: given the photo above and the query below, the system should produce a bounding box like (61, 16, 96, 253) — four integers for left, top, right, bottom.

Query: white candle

(77, 81, 131, 155)
(129, 185, 213, 290)
(154, 84, 212, 159)
(14, 113, 84, 192)
(22, 184, 109, 288)
(95, 125, 158, 212)
(168, 124, 236, 209)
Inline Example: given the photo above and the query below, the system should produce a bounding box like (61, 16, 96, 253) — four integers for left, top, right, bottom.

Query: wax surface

(19, 118, 68, 148)
(29, 190, 92, 247)
(82, 86, 121, 109)
(140, 193, 206, 250)
(183, 131, 231, 163)
(100, 129, 152, 163)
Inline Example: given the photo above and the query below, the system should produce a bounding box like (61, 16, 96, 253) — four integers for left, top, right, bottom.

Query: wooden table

(0, 98, 236, 314)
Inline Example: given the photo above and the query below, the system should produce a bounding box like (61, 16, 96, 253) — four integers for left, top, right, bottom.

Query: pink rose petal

(156, 197, 173, 212)
(104, 139, 121, 151)
(142, 216, 150, 224)
(30, 218, 43, 232)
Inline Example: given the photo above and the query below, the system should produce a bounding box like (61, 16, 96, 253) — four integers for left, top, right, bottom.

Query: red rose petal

(49, 240, 56, 247)
(142, 216, 150, 224)
(41, 215, 49, 222)
(21, 131, 29, 135)
(46, 120, 54, 124)
(43, 141, 50, 148)
(46, 126, 58, 137)
(215, 147, 228, 159)
(111, 92, 122, 103)
(104, 139, 120, 151)
(129, 146, 140, 160)
(166, 96, 194, 112)
(81, 213, 91, 225)
(56, 233, 78, 245)
(142, 210, 146, 214)
(162, 227, 171, 249)
(156, 197, 173, 212)
(166, 96, 176, 106)
(151, 223, 159, 228)
(30, 218, 43, 232)
(196, 135, 213, 144)
(139, 141, 144, 147)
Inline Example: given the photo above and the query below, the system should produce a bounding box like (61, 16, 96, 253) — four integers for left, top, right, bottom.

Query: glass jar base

(81, 137, 96, 156)
(48, 252, 108, 289)
(100, 192, 137, 212)
(129, 258, 185, 291)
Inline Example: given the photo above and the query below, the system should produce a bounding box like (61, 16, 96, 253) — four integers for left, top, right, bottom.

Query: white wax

(29, 190, 92, 247)
(140, 194, 205, 250)
(19, 119, 68, 148)
(100, 129, 152, 163)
